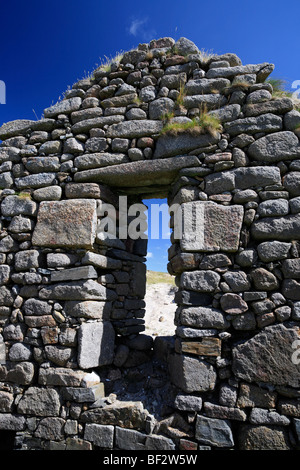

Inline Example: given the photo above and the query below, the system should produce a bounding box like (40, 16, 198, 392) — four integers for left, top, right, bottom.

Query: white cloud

(129, 18, 147, 36)
(127, 17, 157, 42)
(146, 252, 153, 258)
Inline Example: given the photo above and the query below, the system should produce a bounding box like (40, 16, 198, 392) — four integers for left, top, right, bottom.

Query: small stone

(195, 415, 234, 448)
(257, 241, 291, 262)
(84, 423, 114, 448)
(220, 293, 248, 315)
(250, 268, 279, 291)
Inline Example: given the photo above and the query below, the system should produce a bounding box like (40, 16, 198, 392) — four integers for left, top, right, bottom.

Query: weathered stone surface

(232, 324, 300, 387)
(65, 182, 101, 199)
(15, 172, 57, 190)
(64, 300, 111, 320)
(8, 215, 34, 233)
(74, 155, 200, 187)
(17, 387, 61, 416)
(282, 259, 300, 279)
(238, 424, 291, 450)
(237, 383, 277, 408)
(84, 423, 114, 448)
(0, 265, 11, 285)
(74, 153, 128, 170)
(35, 417, 65, 441)
(33, 186, 62, 201)
(44, 97, 82, 118)
(257, 199, 289, 217)
(231, 312, 256, 331)
(6, 362, 35, 385)
(283, 171, 300, 197)
(282, 279, 300, 300)
(250, 268, 279, 291)
(149, 97, 175, 120)
(257, 241, 291, 262)
(243, 98, 293, 117)
(203, 402, 247, 421)
(0, 413, 26, 431)
(51, 266, 98, 282)
(175, 37, 199, 55)
(185, 78, 230, 95)
(208, 104, 241, 122)
(179, 338, 221, 356)
(206, 62, 273, 79)
(80, 401, 146, 430)
(0, 120, 35, 139)
(62, 383, 105, 402)
(169, 353, 217, 392)
(1, 195, 37, 217)
(179, 306, 229, 329)
(45, 345, 73, 366)
(72, 115, 124, 134)
(180, 201, 243, 252)
(46, 253, 78, 268)
(174, 394, 203, 412)
(223, 271, 251, 292)
(249, 408, 290, 426)
(224, 113, 282, 136)
(183, 94, 227, 110)
(81, 251, 122, 269)
(205, 167, 281, 194)
(15, 250, 40, 271)
(38, 367, 95, 387)
(0, 286, 14, 306)
(248, 131, 300, 162)
(195, 415, 234, 448)
(0, 391, 14, 412)
(154, 132, 219, 158)
(106, 120, 162, 138)
(251, 214, 300, 241)
(290, 196, 300, 214)
(77, 321, 115, 368)
(32, 199, 97, 248)
(180, 270, 220, 293)
(9, 342, 32, 361)
(39, 280, 116, 301)
(220, 293, 248, 315)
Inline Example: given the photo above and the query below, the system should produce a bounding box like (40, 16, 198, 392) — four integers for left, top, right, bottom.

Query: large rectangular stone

(106, 120, 163, 138)
(74, 155, 200, 187)
(154, 132, 219, 158)
(84, 424, 114, 449)
(50, 266, 98, 282)
(62, 383, 105, 402)
(39, 280, 116, 301)
(169, 353, 217, 393)
(64, 300, 111, 320)
(178, 338, 221, 357)
(180, 201, 243, 252)
(32, 199, 97, 248)
(77, 321, 115, 369)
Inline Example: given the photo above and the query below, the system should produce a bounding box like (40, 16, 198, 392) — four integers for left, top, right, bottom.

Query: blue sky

(1, 0, 300, 271)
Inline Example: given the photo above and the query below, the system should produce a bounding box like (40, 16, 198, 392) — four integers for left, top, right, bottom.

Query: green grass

(265, 78, 293, 98)
(160, 108, 222, 137)
(146, 270, 176, 286)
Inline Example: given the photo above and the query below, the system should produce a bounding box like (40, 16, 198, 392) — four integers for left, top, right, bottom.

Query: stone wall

(0, 36, 300, 450)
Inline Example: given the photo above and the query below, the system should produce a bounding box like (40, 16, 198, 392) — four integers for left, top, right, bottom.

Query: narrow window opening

(142, 197, 177, 339)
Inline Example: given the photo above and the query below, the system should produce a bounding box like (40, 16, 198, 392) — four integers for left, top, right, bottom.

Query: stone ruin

(0, 36, 300, 451)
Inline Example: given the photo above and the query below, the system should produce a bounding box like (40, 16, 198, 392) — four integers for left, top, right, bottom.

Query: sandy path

(144, 283, 177, 337)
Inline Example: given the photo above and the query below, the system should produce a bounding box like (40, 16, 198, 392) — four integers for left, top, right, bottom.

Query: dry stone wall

(0, 36, 300, 450)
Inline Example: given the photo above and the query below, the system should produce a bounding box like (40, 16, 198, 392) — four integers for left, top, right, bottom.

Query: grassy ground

(146, 270, 176, 285)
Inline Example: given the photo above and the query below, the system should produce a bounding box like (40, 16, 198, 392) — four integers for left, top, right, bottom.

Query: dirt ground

(144, 282, 178, 338)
